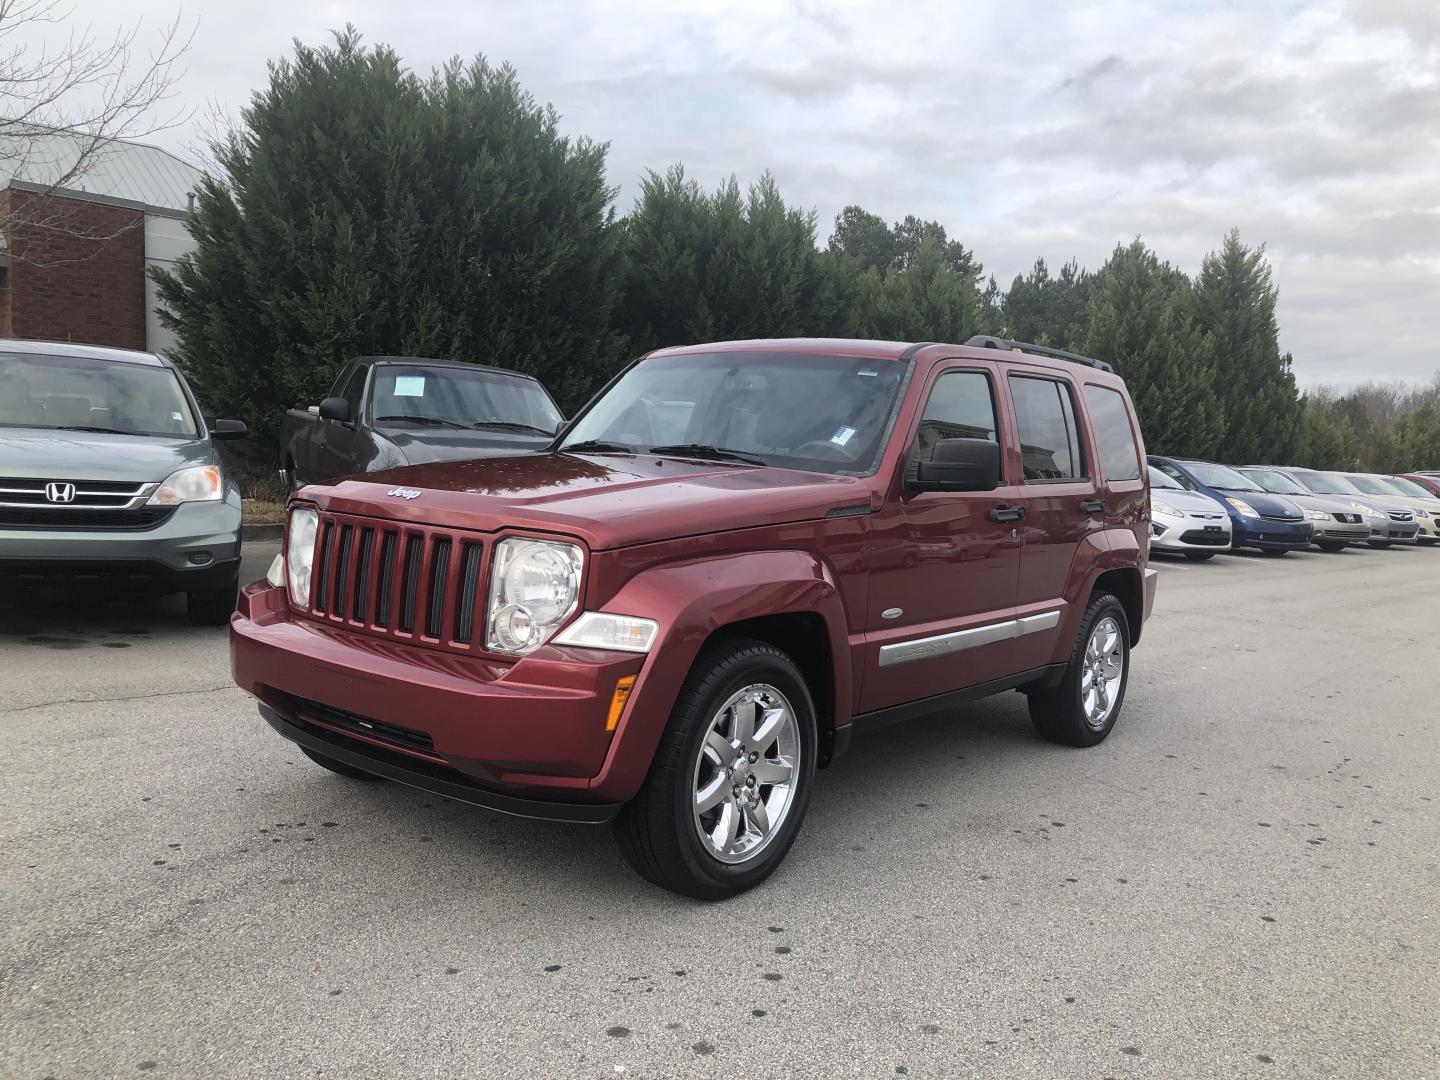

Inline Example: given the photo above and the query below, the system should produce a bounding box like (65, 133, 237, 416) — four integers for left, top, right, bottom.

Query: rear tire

(1316, 541, 1347, 552)
(1182, 551, 1216, 561)
(614, 638, 817, 900)
(300, 746, 384, 781)
(186, 569, 239, 625)
(1028, 593, 1130, 748)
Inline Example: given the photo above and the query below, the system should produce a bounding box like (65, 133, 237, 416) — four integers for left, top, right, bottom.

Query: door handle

(1080, 499, 1106, 513)
(988, 505, 1026, 523)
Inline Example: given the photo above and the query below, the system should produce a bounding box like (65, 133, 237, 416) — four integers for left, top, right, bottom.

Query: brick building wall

(0, 187, 147, 350)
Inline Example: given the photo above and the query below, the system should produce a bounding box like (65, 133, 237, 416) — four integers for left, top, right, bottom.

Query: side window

(1008, 375, 1086, 481)
(1155, 462, 1192, 489)
(910, 371, 998, 465)
(340, 367, 367, 419)
(1082, 384, 1141, 482)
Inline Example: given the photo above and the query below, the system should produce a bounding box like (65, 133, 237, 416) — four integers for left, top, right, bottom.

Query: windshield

(1301, 471, 1361, 495)
(1385, 476, 1433, 499)
(1240, 468, 1307, 495)
(0, 352, 198, 437)
(1186, 461, 1262, 491)
(559, 351, 908, 475)
(1148, 465, 1184, 490)
(1346, 474, 1404, 497)
(370, 365, 561, 433)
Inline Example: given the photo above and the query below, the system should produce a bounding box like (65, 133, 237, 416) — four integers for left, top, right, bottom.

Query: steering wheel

(792, 439, 856, 462)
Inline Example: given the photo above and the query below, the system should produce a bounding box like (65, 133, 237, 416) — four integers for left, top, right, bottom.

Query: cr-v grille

(307, 512, 491, 652)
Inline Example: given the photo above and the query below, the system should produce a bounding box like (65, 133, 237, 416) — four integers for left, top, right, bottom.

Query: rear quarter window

(1082, 384, 1141, 482)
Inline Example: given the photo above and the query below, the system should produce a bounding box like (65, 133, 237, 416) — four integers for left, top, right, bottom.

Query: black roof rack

(964, 335, 1113, 373)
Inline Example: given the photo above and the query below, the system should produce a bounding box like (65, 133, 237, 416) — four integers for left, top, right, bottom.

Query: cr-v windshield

(1186, 461, 1262, 491)
(0, 353, 198, 437)
(560, 352, 908, 475)
(370, 365, 562, 434)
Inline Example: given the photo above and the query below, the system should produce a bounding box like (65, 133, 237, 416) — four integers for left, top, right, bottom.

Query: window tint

(911, 371, 997, 464)
(1009, 376, 1085, 481)
(1081, 384, 1139, 481)
(340, 367, 367, 417)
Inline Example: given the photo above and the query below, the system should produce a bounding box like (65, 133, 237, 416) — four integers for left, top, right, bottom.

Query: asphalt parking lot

(3, 542, 1438, 1079)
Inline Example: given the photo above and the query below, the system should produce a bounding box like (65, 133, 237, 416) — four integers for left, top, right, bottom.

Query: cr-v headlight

(285, 507, 318, 607)
(147, 464, 223, 505)
(486, 537, 583, 654)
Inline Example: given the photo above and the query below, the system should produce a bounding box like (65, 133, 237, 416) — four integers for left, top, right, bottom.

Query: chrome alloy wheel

(1081, 616, 1125, 730)
(691, 683, 801, 865)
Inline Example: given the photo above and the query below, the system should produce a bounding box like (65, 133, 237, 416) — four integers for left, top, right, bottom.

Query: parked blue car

(1148, 456, 1313, 556)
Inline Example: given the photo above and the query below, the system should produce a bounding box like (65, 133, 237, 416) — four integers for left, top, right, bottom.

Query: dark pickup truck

(278, 356, 563, 491)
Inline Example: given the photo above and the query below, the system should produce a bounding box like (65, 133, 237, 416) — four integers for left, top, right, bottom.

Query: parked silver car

(1284, 467, 1418, 548)
(1346, 474, 1439, 546)
(0, 340, 247, 622)
(1236, 467, 1372, 551)
(1148, 465, 1232, 560)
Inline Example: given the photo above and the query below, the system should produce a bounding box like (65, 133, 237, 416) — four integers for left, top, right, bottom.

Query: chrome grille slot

(455, 541, 484, 644)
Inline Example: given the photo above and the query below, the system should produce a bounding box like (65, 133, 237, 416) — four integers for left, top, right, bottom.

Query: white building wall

(143, 212, 195, 357)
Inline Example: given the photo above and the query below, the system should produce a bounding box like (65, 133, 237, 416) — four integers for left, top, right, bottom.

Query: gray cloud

(15, 0, 1437, 389)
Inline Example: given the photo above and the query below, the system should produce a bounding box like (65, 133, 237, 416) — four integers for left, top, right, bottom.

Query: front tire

(1260, 548, 1290, 557)
(614, 638, 817, 900)
(1367, 540, 1392, 549)
(1029, 594, 1130, 748)
(1316, 541, 1347, 553)
(186, 570, 239, 625)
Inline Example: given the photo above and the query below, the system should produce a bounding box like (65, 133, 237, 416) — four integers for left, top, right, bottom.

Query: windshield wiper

(374, 415, 471, 430)
(469, 421, 556, 436)
(649, 443, 768, 466)
(560, 439, 634, 455)
(51, 425, 159, 437)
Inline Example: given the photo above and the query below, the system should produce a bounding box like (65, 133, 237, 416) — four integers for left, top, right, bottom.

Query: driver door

(317, 365, 369, 481)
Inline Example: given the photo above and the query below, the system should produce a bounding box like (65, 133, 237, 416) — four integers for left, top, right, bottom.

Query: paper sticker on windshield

(171, 411, 183, 422)
(857, 367, 878, 377)
(831, 425, 856, 447)
(393, 376, 426, 397)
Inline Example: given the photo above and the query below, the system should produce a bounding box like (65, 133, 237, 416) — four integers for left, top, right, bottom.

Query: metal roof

(0, 338, 168, 366)
(0, 125, 203, 215)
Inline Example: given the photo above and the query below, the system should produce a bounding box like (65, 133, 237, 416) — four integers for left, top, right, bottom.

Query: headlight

(486, 537, 583, 654)
(1410, 507, 1430, 518)
(1304, 509, 1332, 522)
(1152, 499, 1183, 518)
(147, 464, 223, 505)
(285, 507, 318, 608)
(265, 553, 285, 587)
(1225, 498, 1259, 518)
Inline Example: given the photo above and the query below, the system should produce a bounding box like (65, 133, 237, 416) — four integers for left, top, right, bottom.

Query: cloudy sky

(24, 0, 1440, 387)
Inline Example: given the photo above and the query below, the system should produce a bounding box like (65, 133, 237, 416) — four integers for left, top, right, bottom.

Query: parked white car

(1148, 464, 1232, 560)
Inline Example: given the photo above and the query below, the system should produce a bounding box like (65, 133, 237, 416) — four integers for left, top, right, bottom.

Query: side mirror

(319, 397, 351, 424)
(211, 418, 247, 441)
(908, 438, 1000, 493)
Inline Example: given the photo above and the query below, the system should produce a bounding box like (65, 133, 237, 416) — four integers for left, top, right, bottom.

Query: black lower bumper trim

(258, 703, 620, 824)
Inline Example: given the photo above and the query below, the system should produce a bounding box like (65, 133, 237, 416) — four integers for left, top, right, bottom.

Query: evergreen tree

(852, 237, 983, 344)
(1189, 230, 1301, 463)
(1083, 239, 1224, 457)
(615, 166, 840, 351)
(1001, 258, 1093, 349)
(827, 206, 979, 278)
(1295, 393, 1362, 470)
(152, 28, 620, 446)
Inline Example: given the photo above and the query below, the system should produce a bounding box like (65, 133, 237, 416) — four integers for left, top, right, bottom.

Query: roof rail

(964, 335, 1113, 373)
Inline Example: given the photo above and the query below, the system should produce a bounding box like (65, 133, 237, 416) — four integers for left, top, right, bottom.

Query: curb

(242, 523, 283, 541)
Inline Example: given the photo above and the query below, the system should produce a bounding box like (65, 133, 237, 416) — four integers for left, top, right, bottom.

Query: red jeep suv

(233, 337, 1156, 898)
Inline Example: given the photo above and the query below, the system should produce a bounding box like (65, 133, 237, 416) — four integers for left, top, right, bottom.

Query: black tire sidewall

(666, 646, 818, 897)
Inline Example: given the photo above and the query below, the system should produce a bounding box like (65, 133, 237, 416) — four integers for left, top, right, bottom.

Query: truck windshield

(559, 352, 908, 475)
(370, 365, 561, 434)
(0, 353, 198, 437)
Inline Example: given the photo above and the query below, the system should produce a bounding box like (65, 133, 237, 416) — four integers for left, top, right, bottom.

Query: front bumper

(0, 498, 242, 593)
(1150, 514, 1231, 552)
(1233, 519, 1313, 551)
(1311, 521, 1371, 544)
(1371, 521, 1420, 543)
(231, 582, 646, 812)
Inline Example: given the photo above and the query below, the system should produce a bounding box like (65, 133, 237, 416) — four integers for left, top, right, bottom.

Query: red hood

(300, 452, 875, 550)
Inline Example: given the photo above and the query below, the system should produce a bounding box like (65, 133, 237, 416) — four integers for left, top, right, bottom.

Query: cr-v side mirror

(907, 437, 1001, 493)
(319, 397, 351, 423)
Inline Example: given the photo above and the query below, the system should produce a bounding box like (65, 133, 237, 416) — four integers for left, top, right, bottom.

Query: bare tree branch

(0, 1, 195, 265)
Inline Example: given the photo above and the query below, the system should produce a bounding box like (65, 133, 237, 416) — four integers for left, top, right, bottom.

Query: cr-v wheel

(1028, 593, 1130, 748)
(615, 638, 817, 900)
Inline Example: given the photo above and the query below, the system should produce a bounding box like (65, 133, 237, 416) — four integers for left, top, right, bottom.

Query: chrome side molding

(878, 610, 1061, 668)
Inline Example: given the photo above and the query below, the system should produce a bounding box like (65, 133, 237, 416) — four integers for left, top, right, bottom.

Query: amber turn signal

(606, 675, 637, 732)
